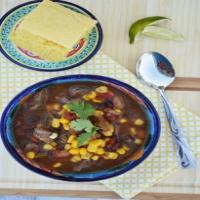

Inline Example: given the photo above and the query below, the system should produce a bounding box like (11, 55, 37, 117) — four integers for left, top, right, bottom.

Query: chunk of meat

(96, 116, 114, 134)
(57, 131, 68, 149)
(103, 100, 114, 109)
(104, 108, 120, 121)
(33, 128, 52, 143)
(51, 150, 70, 158)
(58, 97, 71, 104)
(24, 143, 39, 152)
(38, 113, 54, 128)
(120, 134, 136, 148)
(23, 114, 40, 128)
(68, 86, 90, 97)
(114, 124, 120, 141)
(96, 117, 117, 141)
(73, 160, 91, 172)
(29, 89, 48, 110)
(113, 95, 124, 109)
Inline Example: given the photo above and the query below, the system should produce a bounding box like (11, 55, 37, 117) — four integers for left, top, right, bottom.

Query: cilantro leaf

(70, 119, 94, 132)
(68, 100, 98, 146)
(77, 128, 98, 146)
(68, 101, 95, 119)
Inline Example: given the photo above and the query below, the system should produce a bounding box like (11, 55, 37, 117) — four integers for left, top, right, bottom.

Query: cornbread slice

(10, 0, 97, 61)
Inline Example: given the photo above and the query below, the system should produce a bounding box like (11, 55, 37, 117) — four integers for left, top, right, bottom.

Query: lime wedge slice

(129, 16, 169, 44)
(142, 26, 184, 40)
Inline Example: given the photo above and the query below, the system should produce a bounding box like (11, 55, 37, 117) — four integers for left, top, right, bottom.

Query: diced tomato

(31, 135, 39, 143)
(96, 91, 114, 101)
(63, 111, 77, 121)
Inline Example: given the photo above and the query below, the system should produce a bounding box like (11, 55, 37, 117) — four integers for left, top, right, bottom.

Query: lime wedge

(129, 16, 169, 44)
(142, 25, 184, 40)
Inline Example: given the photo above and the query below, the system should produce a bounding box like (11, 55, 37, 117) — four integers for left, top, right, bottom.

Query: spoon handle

(159, 89, 196, 168)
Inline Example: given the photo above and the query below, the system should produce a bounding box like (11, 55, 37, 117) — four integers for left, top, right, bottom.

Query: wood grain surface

(167, 78, 200, 91)
(1, 0, 200, 199)
(2, 189, 200, 200)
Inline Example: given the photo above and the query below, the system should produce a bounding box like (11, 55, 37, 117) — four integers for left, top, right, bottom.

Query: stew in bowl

(0, 75, 160, 181)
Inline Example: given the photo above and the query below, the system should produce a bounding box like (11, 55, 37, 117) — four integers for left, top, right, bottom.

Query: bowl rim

(0, 0, 103, 72)
(0, 74, 161, 182)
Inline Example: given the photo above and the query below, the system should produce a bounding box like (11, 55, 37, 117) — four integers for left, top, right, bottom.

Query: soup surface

(13, 82, 149, 173)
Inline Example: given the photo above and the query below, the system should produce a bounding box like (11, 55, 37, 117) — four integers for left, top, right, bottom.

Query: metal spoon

(136, 52, 196, 168)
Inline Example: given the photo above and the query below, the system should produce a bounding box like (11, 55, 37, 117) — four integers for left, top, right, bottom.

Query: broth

(13, 82, 149, 173)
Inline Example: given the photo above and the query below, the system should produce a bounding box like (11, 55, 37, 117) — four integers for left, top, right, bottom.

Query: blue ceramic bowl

(0, 75, 160, 181)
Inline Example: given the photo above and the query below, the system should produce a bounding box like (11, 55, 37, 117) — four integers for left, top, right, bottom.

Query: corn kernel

(83, 91, 96, 100)
(70, 155, 81, 163)
(103, 130, 113, 137)
(51, 141, 57, 147)
(53, 162, 62, 168)
(88, 91, 96, 99)
(49, 132, 58, 139)
(91, 139, 105, 147)
(58, 109, 65, 115)
(104, 152, 118, 160)
(43, 144, 53, 150)
(115, 109, 122, 113)
(103, 156, 109, 160)
(63, 124, 70, 130)
(134, 118, 144, 126)
(134, 138, 142, 145)
(69, 148, 79, 155)
(87, 144, 98, 153)
(51, 118, 60, 128)
(59, 118, 69, 124)
(119, 118, 128, 123)
(67, 135, 76, 143)
(101, 141, 106, 147)
(87, 140, 106, 153)
(92, 155, 99, 160)
(82, 95, 90, 101)
(117, 148, 126, 155)
(130, 127, 136, 135)
(123, 145, 130, 151)
(94, 110, 104, 116)
(62, 104, 70, 111)
(105, 138, 110, 142)
(71, 140, 78, 148)
(96, 148, 105, 155)
(81, 152, 92, 160)
(92, 98, 102, 103)
(64, 144, 71, 150)
(53, 103, 61, 110)
(26, 151, 35, 159)
(79, 148, 87, 156)
(95, 86, 108, 93)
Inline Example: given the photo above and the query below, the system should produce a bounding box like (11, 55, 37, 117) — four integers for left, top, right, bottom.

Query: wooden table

(1, 0, 200, 199)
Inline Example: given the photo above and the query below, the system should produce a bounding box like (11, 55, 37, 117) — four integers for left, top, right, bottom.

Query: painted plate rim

(0, 0, 103, 71)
